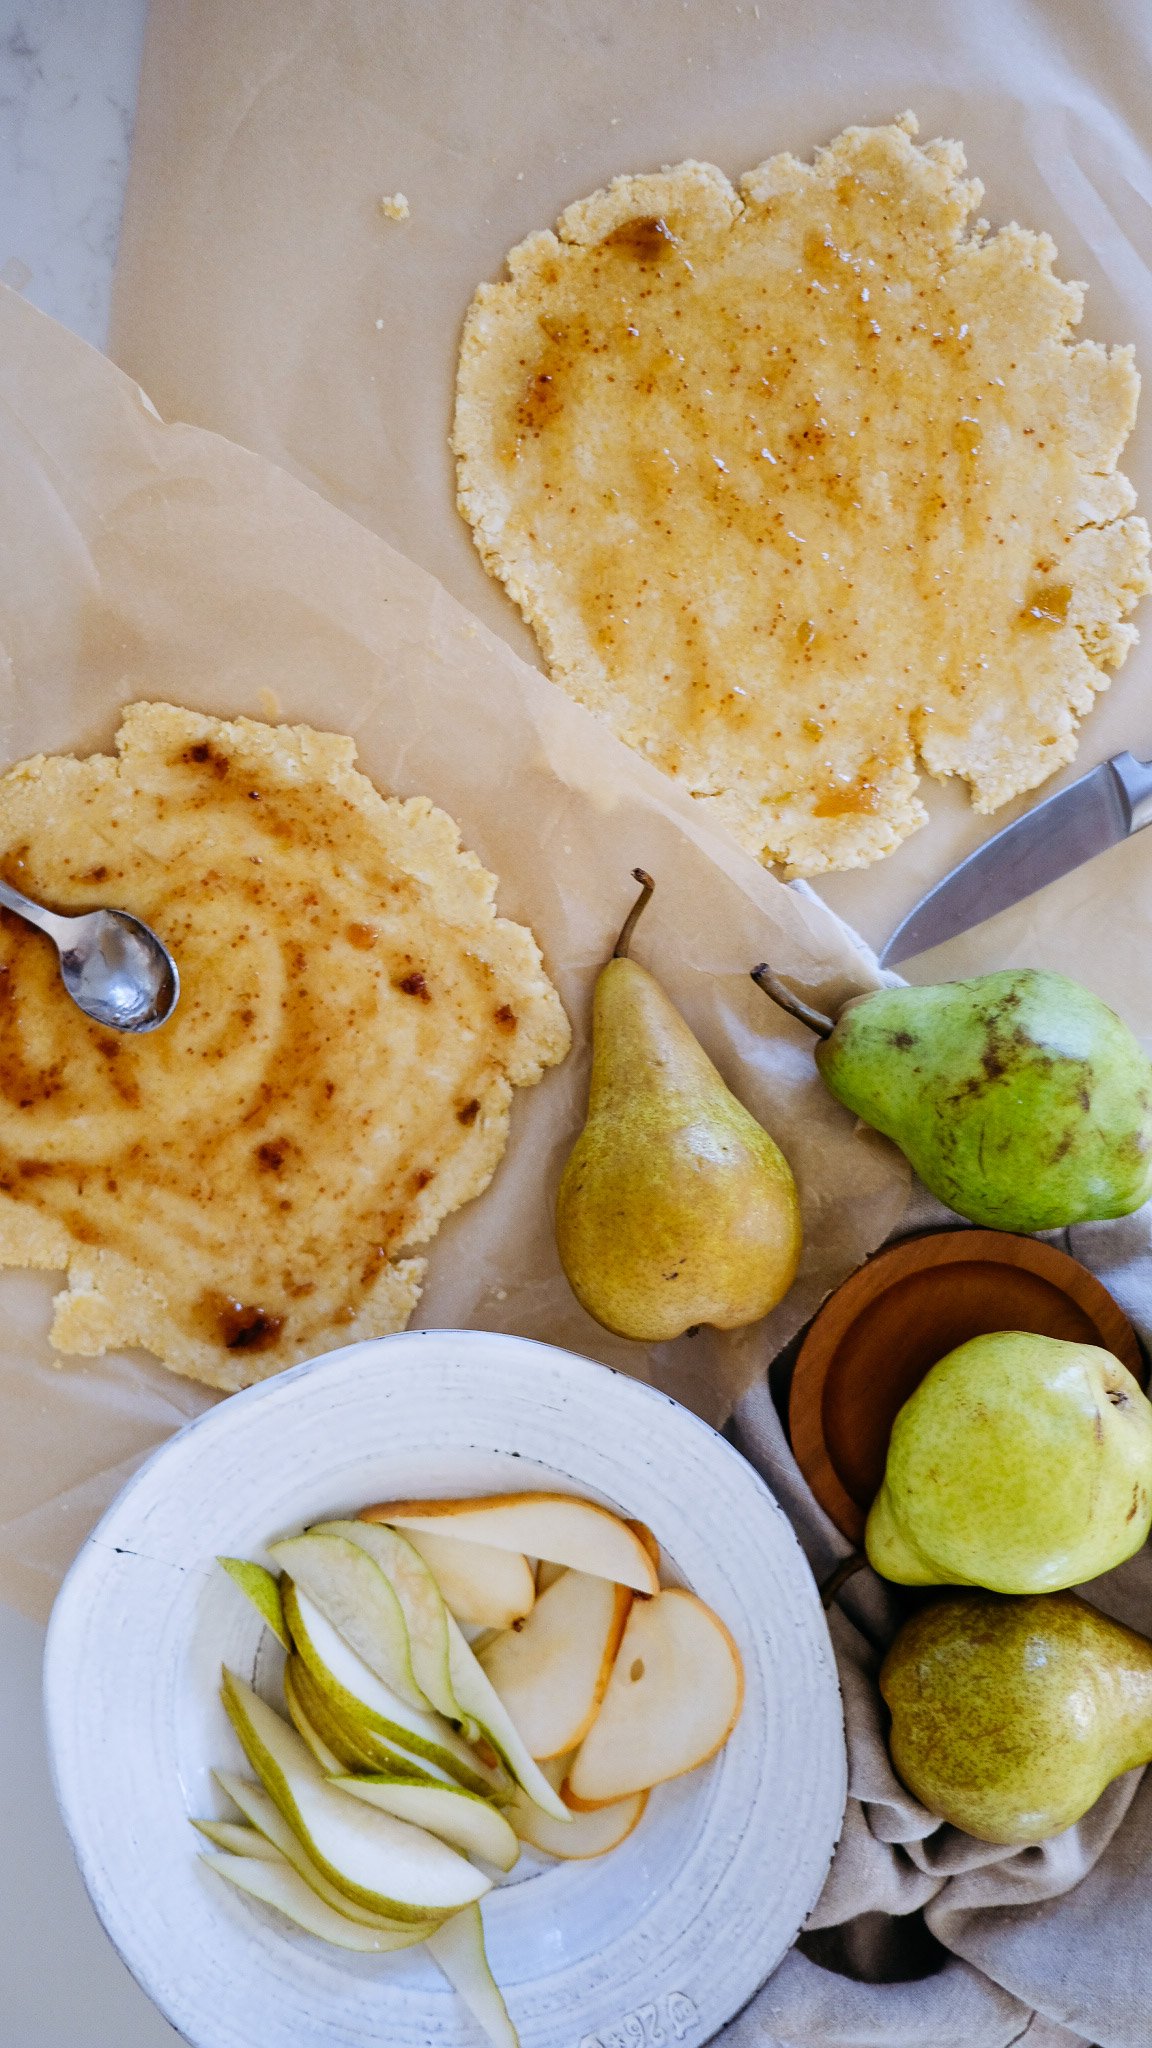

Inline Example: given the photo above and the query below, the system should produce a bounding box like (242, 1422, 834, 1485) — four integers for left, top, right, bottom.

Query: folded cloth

(720, 1188, 1152, 2048)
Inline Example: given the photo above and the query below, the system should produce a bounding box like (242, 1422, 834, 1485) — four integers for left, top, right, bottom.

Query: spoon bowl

(0, 880, 180, 1033)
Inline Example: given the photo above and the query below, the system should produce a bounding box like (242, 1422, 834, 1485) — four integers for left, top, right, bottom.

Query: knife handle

(1110, 753, 1152, 834)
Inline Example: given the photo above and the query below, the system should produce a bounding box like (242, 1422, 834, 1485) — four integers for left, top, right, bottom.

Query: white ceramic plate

(44, 1331, 846, 2048)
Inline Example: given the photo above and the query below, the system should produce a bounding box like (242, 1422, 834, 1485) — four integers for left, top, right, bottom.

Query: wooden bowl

(789, 1230, 1146, 1543)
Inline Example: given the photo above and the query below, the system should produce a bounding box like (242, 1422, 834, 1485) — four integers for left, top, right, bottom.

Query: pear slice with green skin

(283, 1582, 501, 1795)
(479, 1571, 632, 1761)
(201, 1851, 430, 1953)
(426, 1904, 519, 2048)
(388, 1525, 537, 1632)
(218, 1558, 289, 1648)
(221, 1670, 490, 1919)
(271, 1534, 430, 1712)
(193, 1818, 281, 1860)
(312, 1519, 460, 1723)
(288, 1653, 457, 1788)
(362, 1493, 659, 1597)
(213, 1769, 438, 1932)
(332, 1777, 519, 1872)
(444, 1611, 570, 1822)
(564, 1590, 744, 1809)
(283, 1656, 361, 1775)
(507, 1755, 647, 1859)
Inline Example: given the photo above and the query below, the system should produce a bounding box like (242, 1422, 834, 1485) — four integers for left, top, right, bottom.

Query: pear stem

(751, 963, 835, 1040)
(614, 870, 656, 960)
(819, 1552, 868, 1609)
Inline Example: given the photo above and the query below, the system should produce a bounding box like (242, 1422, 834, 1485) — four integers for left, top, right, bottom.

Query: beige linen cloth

(722, 1186, 1152, 2048)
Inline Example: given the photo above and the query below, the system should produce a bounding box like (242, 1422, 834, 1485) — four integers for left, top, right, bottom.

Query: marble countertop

(0, 6, 177, 2042)
(1, 0, 145, 346)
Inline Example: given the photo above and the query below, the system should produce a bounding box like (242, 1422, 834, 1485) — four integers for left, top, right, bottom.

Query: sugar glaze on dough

(455, 116, 1151, 874)
(0, 704, 569, 1389)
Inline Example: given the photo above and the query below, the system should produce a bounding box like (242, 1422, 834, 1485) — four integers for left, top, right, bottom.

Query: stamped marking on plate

(579, 1991, 700, 2048)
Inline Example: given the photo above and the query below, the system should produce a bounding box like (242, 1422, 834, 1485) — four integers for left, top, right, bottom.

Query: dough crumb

(380, 192, 410, 221)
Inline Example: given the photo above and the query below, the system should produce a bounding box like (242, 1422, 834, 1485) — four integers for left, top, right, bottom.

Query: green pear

(557, 872, 802, 1342)
(753, 966, 1152, 1232)
(881, 1590, 1152, 1843)
(867, 1332, 1152, 1593)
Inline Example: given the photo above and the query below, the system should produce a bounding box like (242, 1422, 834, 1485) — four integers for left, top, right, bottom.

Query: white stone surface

(0, 4, 173, 2040)
(0, 0, 146, 345)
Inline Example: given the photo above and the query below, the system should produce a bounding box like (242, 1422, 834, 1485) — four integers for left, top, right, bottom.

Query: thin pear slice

(312, 1519, 459, 1721)
(427, 1904, 518, 2048)
(333, 1777, 519, 1872)
(384, 1524, 537, 1632)
(201, 1851, 429, 1953)
(284, 1582, 500, 1795)
(218, 1557, 290, 1647)
(564, 1590, 744, 1809)
(625, 1520, 661, 1574)
(535, 1559, 565, 1596)
(213, 1769, 436, 1932)
(508, 1755, 647, 1859)
(479, 1572, 632, 1760)
(221, 1670, 490, 1918)
(193, 1818, 281, 1860)
(290, 1655, 461, 1788)
(444, 1612, 570, 1823)
(283, 1656, 362, 1775)
(363, 1493, 659, 1596)
(271, 1534, 429, 1711)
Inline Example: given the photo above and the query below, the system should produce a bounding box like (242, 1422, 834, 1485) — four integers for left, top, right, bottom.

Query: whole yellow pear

(555, 873, 802, 1342)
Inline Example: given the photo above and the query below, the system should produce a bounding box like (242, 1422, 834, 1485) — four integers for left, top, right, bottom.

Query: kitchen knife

(878, 752, 1152, 968)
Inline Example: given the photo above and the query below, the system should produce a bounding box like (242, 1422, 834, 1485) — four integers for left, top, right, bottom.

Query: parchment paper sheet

(0, 282, 908, 1620)
(111, 0, 1152, 1003)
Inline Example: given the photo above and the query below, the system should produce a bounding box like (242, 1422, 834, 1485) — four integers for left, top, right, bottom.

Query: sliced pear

(213, 1768, 436, 1931)
(333, 1777, 519, 1872)
(221, 1670, 490, 1918)
(508, 1755, 647, 1859)
(193, 1818, 281, 1860)
(444, 1612, 570, 1822)
(384, 1524, 537, 1632)
(534, 1559, 565, 1596)
(218, 1557, 290, 1648)
(284, 1582, 500, 1795)
(479, 1572, 632, 1760)
(564, 1590, 744, 1809)
(287, 1654, 440, 1782)
(283, 1656, 363, 1774)
(313, 1518, 458, 1720)
(625, 1519, 661, 1574)
(363, 1494, 659, 1596)
(271, 1534, 429, 1711)
(426, 1904, 518, 2048)
(201, 1851, 429, 1952)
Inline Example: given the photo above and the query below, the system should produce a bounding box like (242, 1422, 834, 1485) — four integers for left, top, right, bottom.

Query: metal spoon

(0, 879, 179, 1033)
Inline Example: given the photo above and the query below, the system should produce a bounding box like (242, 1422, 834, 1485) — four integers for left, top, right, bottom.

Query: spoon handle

(0, 876, 71, 944)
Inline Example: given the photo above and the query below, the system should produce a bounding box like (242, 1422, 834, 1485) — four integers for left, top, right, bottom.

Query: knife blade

(878, 751, 1152, 968)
